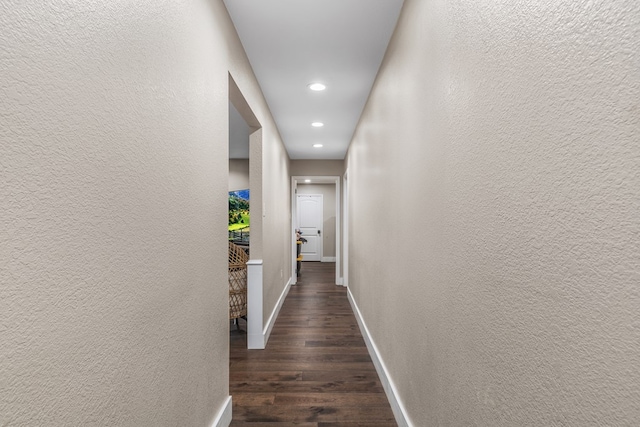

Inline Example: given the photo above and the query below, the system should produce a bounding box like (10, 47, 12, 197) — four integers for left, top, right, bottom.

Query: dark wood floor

(229, 262, 397, 426)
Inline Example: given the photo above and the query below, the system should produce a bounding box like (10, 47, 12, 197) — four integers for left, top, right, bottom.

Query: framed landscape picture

(229, 189, 249, 243)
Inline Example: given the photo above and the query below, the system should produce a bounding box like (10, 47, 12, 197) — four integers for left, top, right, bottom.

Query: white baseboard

(248, 260, 292, 350)
(336, 277, 343, 286)
(263, 277, 292, 346)
(321, 257, 337, 262)
(347, 288, 413, 427)
(209, 396, 232, 427)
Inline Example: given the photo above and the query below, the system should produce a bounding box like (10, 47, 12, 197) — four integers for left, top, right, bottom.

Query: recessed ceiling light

(313, 144, 323, 148)
(308, 83, 326, 91)
(311, 122, 324, 127)
(304, 179, 311, 183)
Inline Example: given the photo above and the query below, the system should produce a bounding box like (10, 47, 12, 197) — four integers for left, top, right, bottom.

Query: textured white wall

(229, 159, 250, 191)
(347, 0, 640, 425)
(229, 101, 250, 159)
(0, 0, 289, 425)
(290, 160, 345, 177)
(261, 133, 292, 324)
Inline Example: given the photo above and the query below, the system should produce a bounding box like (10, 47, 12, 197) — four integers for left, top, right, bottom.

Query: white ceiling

(224, 0, 404, 160)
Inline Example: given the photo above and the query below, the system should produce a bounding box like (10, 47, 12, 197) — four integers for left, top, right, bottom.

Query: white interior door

(297, 194, 323, 262)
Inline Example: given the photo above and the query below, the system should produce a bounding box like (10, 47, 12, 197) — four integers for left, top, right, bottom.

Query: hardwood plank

(232, 346, 370, 355)
(230, 361, 377, 371)
(229, 371, 303, 381)
(304, 340, 367, 348)
(273, 392, 390, 406)
(232, 352, 373, 363)
(230, 262, 396, 426)
(302, 371, 385, 383)
(231, 423, 317, 427)
(233, 405, 396, 423)
(231, 380, 384, 393)
(318, 423, 398, 427)
(233, 393, 276, 406)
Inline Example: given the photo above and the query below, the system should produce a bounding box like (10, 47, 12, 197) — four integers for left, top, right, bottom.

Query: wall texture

(229, 101, 250, 159)
(290, 159, 345, 177)
(297, 184, 337, 258)
(346, 0, 640, 425)
(229, 159, 250, 191)
(260, 132, 292, 324)
(0, 0, 290, 425)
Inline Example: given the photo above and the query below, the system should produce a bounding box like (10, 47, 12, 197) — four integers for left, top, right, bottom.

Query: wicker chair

(229, 242, 248, 328)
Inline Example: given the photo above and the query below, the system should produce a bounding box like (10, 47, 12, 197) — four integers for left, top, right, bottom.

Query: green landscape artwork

(229, 189, 250, 235)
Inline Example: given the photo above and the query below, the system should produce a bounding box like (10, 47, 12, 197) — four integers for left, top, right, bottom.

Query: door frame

(229, 73, 264, 349)
(291, 176, 341, 285)
(342, 169, 349, 288)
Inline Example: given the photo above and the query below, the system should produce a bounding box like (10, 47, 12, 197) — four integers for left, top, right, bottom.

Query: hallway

(229, 262, 397, 426)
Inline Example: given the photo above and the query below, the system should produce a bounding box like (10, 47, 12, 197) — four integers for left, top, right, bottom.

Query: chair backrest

(228, 242, 248, 320)
(229, 242, 248, 267)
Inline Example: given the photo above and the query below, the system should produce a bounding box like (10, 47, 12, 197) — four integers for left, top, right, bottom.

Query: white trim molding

(247, 259, 264, 349)
(209, 396, 232, 427)
(348, 288, 413, 427)
(342, 169, 348, 288)
(247, 259, 291, 350)
(263, 277, 292, 345)
(291, 175, 341, 286)
(321, 257, 336, 262)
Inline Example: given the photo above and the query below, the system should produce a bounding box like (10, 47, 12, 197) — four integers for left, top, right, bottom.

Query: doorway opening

(291, 176, 341, 286)
(228, 74, 261, 348)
